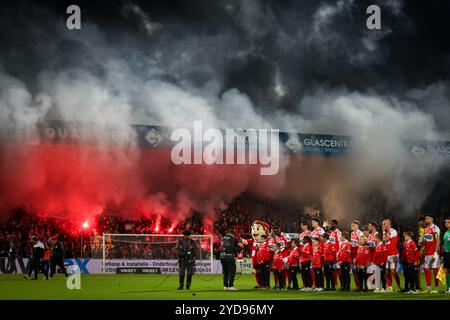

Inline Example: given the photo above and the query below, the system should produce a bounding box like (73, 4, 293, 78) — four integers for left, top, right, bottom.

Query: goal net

(101, 234, 214, 274)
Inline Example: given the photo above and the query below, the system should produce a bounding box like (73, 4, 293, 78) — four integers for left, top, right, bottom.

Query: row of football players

(253, 216, 445, 293)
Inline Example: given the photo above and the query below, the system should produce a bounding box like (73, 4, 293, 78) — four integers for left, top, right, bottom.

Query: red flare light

(82, 221, 89, 229)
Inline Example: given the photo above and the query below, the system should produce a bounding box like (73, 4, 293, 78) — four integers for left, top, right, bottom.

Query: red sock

(424, 268, 431, 287)
(392, 271, 400, 286)
(386, 270, 393, 287)
(432, 268, 439, 287)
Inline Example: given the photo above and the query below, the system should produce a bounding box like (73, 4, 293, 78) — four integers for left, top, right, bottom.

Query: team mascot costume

(242, 220, 270, 288)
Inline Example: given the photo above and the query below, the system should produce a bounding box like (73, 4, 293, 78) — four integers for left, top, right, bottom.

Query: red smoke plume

(0, 141, 285, 230)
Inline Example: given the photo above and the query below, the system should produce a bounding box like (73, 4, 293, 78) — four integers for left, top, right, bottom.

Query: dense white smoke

(0, 0, 449, 226)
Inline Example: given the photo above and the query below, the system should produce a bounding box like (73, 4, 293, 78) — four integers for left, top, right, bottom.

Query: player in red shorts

(311, 236, 324, 291)
(338, 232, 352, 291)
(422, 214, 441, 293)
(382, 218, 401, 292)
(350, 220, 363, 289)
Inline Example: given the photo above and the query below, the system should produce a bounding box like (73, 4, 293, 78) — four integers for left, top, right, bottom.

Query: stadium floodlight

(102, 233, 214, 274)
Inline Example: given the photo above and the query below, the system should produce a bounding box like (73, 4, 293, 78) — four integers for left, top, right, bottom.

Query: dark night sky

(0, 0, 449, 129)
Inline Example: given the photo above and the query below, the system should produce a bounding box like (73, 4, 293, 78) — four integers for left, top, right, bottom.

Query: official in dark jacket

(220, 229, 243, 290)
(49, 240, 69, 278)
(175, 230, 198, 290)
(7, 242, 17, 274)
(24, 236, 45, 280)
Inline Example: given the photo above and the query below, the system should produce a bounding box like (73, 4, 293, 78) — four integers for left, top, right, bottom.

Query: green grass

(0, 273, 449, 300)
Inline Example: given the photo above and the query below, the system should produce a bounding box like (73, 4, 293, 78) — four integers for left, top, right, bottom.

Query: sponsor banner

(3, 120, 450, 160)
(236, 257, 253, 275)
(99, 259, 217, 274)
(280, 133, 352, 156)
(0, 257, 32, 274)
(0, 257, 221, 275)
(26, 121, 356, 157)
(1, 257, 404, 274)
(405, 139, 450, 159)
(116, 267, 161, 274)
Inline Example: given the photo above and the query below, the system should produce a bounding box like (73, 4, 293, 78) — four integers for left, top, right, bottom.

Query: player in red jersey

(338, 232, 352, 291)
(287, 239, 301, 290)
(355, 235, 370, 292)
(382, 218, 401, 291)
(322, 233, 337, 291)
(272, 243, 285, 289)
(311, 237, 324, 291)
(367, 222, 379, 268)
(268, 232, 278, 288)
(298, 221, 311, 248)
(362, 225, 370, 238)
(311, 218, 325, 240)
(311, 218, 324, 287)
(272, 225, 292, 289)
(422, 214, 441, 292)
(256, 234, 272, 289)
(401, 231, 420, 293)
(350, 220, 363, 289)
(329, 219, 341, 287)
(298, 221, 311, 287)
(367, 221, 379, 247)
(372, 233, 388, 292)
(299, 236, 313, 290)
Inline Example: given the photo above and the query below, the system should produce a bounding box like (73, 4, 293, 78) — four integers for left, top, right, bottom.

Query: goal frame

(102, 233, 214, 269)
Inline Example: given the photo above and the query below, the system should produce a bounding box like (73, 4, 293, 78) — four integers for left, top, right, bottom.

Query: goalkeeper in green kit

(442, 217, 450, 294)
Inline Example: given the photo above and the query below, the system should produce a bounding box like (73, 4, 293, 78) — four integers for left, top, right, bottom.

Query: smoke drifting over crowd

(0, 0, 449, 226)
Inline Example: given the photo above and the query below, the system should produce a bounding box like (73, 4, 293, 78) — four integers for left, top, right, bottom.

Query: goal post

(101, 233, 214, 274)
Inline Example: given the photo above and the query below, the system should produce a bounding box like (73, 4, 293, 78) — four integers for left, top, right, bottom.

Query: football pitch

(0, 274, 449, 300)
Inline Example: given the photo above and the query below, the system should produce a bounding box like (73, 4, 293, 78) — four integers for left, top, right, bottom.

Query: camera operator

(220, 229, 244, 291)
(175, 230, 198, 290)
